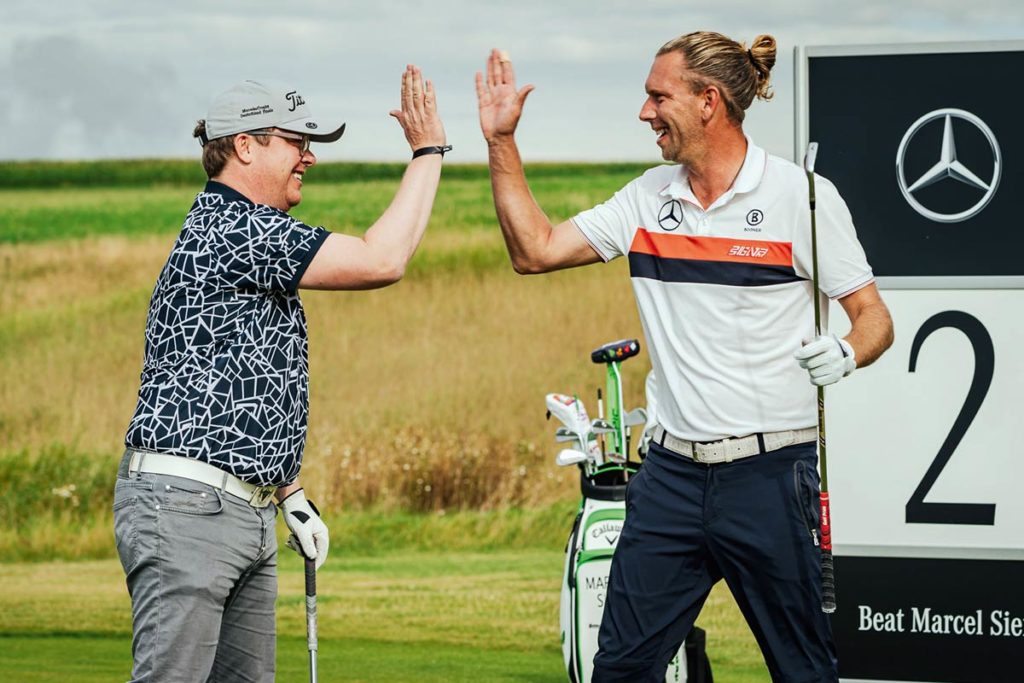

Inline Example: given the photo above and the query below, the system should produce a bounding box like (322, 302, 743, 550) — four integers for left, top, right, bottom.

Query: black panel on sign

(832, 556, 1024, 682)
(808, 50, 1023, 278)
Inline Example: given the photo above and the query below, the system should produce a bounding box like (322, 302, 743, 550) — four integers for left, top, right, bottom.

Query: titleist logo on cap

(285, 91, 304, 112)
(202, 80, 347, 145)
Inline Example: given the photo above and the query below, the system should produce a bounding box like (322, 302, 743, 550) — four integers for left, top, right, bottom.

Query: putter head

(803, 142, 818, 175)
(622, 407, 648, 427)
(590, 339, 640, 365)
(555, 448, 589, 467)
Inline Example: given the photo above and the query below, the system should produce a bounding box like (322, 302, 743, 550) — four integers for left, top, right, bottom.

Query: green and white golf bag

(559, 468, 688, 683)
(553, 341, 710, 683)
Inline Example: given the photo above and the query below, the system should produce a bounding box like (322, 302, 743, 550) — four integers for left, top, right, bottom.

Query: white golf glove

(794, 334, 856, 386)
(279, 489, 329, 570)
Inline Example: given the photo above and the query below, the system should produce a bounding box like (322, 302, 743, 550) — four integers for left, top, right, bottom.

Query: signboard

(796, 41, 1024, 682)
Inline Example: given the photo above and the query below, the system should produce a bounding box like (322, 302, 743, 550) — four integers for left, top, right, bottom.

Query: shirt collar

(204, 180, 255, 206)
(659, 135, 768, 204)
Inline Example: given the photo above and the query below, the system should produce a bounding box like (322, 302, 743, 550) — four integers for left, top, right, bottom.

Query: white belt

(126, 449, 277, 508)
(653, 426, 818, 464)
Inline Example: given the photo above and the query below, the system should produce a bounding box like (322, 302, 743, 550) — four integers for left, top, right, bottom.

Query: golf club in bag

(550, 339, 711, 683)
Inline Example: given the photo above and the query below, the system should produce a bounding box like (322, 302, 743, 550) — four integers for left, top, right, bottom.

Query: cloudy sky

(2, 1, 1022, 163)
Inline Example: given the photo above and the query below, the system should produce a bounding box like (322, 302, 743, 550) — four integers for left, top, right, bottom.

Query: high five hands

(476, 49, 535, 143)
(390, 64, 447, 153)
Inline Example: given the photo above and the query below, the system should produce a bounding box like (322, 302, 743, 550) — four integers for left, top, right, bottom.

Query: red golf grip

(820, 492, 836, 613)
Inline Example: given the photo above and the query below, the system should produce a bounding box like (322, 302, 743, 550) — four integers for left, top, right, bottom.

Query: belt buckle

(249, 486, 275, 508)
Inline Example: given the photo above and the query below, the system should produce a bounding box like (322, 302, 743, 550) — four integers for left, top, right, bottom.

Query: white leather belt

(652, 426, 818, 464)
(126, 449, 277, 508)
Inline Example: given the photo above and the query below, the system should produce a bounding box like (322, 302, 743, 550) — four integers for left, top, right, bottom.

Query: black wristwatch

(412, 145, 453, 159)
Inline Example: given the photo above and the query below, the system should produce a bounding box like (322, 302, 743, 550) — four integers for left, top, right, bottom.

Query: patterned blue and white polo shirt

(125, 181, 330, 486)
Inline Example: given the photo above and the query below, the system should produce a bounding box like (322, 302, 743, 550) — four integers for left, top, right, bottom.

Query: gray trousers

(114, 453, 279, 682)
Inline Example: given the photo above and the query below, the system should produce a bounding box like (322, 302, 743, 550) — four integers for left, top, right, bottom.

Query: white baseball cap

(202, 80, 346, 143)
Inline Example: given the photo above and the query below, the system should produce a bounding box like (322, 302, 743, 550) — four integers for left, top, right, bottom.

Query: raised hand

(390, 64, 446, 152)
(475, 48, 535, 143)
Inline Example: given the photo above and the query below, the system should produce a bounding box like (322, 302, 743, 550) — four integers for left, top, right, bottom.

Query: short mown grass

(0, 550, 769, 682)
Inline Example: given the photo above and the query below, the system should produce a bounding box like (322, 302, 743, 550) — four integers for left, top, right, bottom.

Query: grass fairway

(0, 550, 769, 682)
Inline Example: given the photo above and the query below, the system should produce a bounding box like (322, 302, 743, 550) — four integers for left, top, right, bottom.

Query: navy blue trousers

(592, 440, 838, 683)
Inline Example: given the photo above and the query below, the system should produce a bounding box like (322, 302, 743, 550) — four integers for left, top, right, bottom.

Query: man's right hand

(389, 64, 446, 153)
(476, 48, 535, 143)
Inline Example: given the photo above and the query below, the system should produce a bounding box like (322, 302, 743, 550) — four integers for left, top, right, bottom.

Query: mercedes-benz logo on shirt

(658, 199, 683, 231)
(895, 108, 1001, 223)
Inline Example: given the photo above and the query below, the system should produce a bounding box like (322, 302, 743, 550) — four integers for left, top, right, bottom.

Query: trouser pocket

(793, 459, 821, 547)
(113, 477, 154, 574)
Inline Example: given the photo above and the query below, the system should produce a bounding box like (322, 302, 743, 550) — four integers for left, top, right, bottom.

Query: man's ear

(700, 85, 721, 122)
(233, 134, 254, 164)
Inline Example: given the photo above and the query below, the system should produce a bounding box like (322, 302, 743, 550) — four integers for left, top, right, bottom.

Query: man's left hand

(279, 489, 330, 570)
(794, 334, 856, 386)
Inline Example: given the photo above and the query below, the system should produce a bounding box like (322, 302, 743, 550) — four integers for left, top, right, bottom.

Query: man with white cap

(114, 65, 448, 682)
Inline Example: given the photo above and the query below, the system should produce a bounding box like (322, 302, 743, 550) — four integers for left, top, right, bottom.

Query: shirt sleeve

(570, 177, 642, 261)
(792, 175, 874, 299)
(213, 209, 330, 293)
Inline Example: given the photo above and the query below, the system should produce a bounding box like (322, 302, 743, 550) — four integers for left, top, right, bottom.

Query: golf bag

(560, 467, 709, 683)
(552, 340, 711, 682)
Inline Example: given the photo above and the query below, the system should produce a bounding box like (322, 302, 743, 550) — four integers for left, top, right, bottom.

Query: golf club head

(555, 448, 589, 467)
(623, 407, 648, 427)
(804, 141, 818, 174)
(591, 339, 640, 365)
(605, 451, 627, 465)
(554, 427, 578, 442)
(545, 393, 589, 430)
(590, 418, 615, 434)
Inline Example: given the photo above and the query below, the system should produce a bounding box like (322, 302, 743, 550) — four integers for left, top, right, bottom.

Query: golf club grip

(819, 492, 836, 613)
(305, 557, 316, 597)
(821, 549, 836, 613)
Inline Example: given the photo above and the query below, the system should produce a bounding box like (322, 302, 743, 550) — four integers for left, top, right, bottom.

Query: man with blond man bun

(478, 31, 892, 682)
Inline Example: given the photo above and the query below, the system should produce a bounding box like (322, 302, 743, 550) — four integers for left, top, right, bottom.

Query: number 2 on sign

(906, 310, 996, 525)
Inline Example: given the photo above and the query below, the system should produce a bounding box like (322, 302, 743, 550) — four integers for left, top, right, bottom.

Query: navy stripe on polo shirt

(124, 181, 330, 487)
(627, 229, 804, 286)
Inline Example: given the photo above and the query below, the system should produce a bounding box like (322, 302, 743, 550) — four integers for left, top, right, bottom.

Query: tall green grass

(0, 161, 656, 560)
(0, 162, 651, 244)
(0, 158, 652, 189)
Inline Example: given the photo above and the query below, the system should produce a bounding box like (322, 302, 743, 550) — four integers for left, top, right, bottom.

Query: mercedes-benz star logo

(658, 199, 683, 231)
(895, 108, 1001, 223)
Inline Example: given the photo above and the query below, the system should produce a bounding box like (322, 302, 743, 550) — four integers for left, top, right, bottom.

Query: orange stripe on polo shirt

(629, 229, 793, 266)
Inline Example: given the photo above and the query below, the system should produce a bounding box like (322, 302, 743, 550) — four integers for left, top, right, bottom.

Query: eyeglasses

(246, 128, 311, 156)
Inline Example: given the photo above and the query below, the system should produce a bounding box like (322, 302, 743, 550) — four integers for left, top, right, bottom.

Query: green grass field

(0, 160, 770, 681)
(0, 549, 768, 682)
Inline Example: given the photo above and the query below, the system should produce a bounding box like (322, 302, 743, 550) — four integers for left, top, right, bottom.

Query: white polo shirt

(572, 139, 873, 441)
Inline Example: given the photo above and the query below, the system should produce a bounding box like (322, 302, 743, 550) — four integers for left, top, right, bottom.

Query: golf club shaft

(805, 142, 836, 614)
(305, 557, 319, 683)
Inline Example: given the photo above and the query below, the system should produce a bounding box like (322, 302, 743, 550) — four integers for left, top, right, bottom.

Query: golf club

(304, 556, 319, 683)
(556, 448, 590, 467)
(555, 427, 578, 443)
(591, 339, 640, 459)
(804, 141, 837, 614)
(546, 393, 600, 473)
